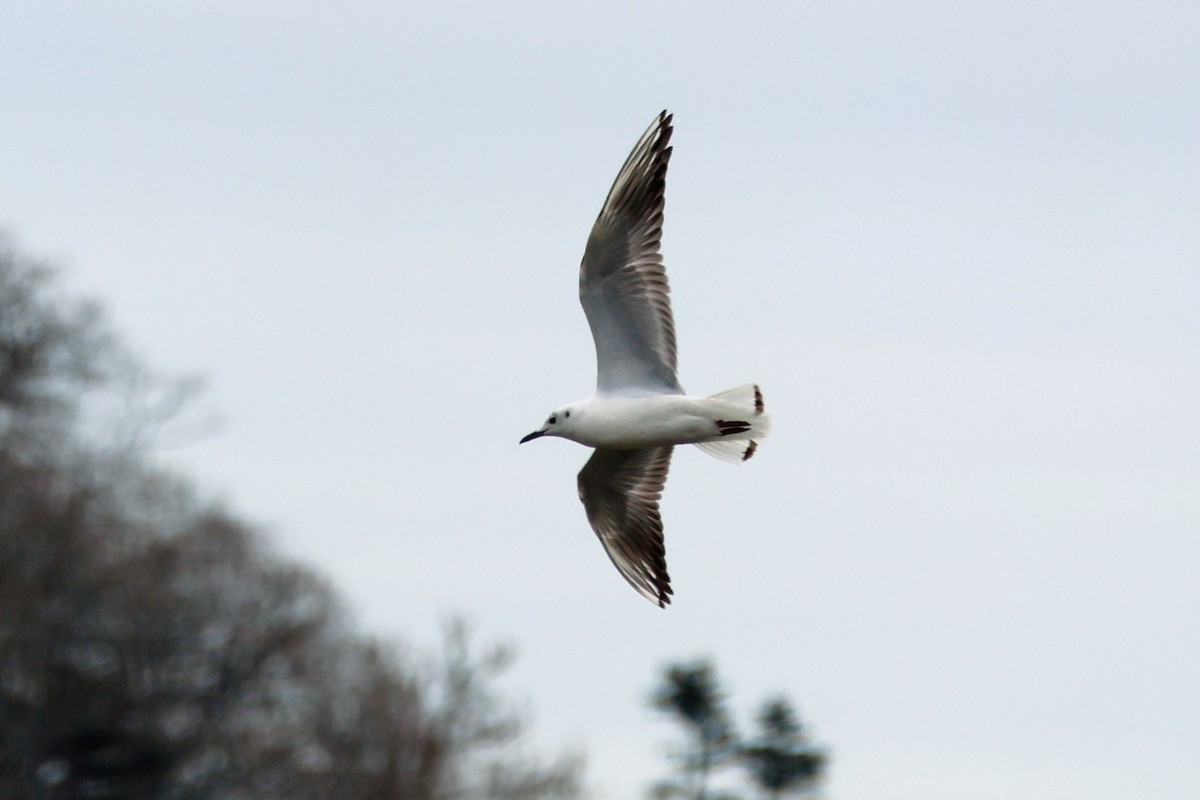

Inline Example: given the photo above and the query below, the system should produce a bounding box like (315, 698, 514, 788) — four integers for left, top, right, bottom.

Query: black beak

(519, 430, 546, 444)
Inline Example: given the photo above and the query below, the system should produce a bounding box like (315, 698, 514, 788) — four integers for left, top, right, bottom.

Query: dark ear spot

(564, 410, 571, 419)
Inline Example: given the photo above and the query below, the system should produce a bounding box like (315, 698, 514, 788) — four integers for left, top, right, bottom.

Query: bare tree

(0, 236, 583, 800)
(426, 619, 583, 800)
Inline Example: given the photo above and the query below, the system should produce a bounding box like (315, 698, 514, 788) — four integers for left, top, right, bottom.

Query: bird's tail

(693, 383, 771, 463)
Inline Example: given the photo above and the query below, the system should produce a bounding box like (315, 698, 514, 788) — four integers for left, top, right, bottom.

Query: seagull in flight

(520, 110, 771, 607)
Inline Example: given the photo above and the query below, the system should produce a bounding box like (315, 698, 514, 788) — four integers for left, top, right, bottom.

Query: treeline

(0, 238, 580, 800)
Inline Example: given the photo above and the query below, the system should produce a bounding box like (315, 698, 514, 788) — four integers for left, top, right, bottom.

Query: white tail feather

(707, 383, 762, 408)
(695, 438, 759, 463)
(693, 383, 770, 464)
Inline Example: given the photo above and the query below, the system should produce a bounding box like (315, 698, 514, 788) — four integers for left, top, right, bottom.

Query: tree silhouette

(650, 660, 737, 800)
(428, 618, 583, 800)
(0, 235, 581, 800)
(740, 698, 824, 799)
(649, 661, 827, 800)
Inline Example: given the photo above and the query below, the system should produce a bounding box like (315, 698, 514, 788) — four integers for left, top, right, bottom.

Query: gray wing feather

(577, 446, 674, 607)
(580, 111, 683, 395)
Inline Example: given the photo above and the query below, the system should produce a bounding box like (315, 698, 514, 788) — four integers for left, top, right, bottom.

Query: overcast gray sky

(3, 2, 1198, 798)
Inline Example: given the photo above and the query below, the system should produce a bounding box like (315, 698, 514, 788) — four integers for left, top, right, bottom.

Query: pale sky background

(3, 3, 1198, 798)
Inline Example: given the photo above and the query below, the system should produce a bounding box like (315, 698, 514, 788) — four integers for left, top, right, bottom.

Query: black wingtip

(653, 110, 673, 141)
(651, 567, 674, 608)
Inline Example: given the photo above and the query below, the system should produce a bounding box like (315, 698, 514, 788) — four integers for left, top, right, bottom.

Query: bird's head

(520, 404, 582, 444)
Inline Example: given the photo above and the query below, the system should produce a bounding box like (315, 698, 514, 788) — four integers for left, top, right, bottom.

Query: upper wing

(579, 111, 683, 396)
(577, 446, 675, 607)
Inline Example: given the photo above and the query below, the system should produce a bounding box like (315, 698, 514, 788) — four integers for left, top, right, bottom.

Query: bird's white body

(552, 394, 769, 449)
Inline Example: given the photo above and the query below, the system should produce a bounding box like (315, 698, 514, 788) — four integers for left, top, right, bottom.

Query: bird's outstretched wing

(577, 446, 674, 607)
(580, 110, 682, 396)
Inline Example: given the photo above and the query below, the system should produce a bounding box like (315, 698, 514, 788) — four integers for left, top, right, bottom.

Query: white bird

(520, 110, 770, 607)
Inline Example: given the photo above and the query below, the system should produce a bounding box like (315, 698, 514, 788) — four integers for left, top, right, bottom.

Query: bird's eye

(548, 415, 557, 425)
(564, 410, 571, 419)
